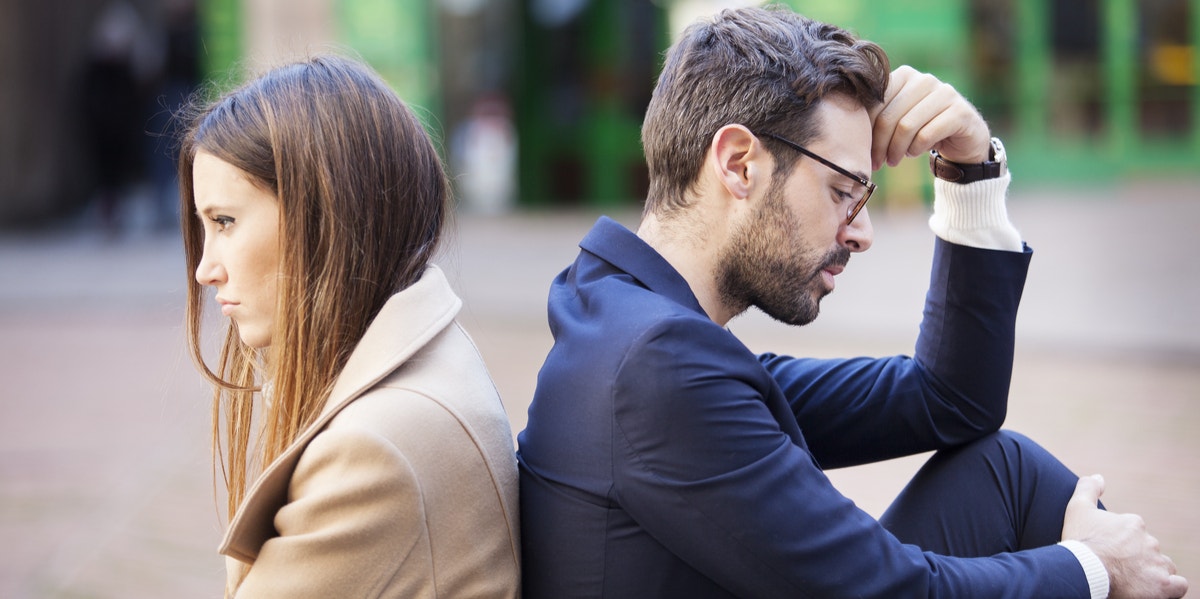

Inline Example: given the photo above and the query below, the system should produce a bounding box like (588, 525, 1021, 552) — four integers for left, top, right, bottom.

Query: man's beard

(716, 182, 850, 326)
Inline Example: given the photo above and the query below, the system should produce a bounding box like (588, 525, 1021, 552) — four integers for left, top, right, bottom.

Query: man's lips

(819, 259, 847, 291)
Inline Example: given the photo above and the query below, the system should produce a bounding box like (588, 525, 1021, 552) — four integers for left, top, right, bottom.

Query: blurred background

(3, 0, 1199, 223)
(1, 0, 1197, 597)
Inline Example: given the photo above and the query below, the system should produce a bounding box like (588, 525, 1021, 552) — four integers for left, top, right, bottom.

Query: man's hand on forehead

(868, 66, 992, 171)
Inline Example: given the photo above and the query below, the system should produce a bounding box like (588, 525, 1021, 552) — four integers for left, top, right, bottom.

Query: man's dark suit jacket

(517, 216, 1091, 598)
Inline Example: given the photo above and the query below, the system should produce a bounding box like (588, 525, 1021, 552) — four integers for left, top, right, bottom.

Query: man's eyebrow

(828, 168, 871, 184)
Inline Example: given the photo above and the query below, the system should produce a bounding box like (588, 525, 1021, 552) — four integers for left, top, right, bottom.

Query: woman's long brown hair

(177, 55, 449, 520)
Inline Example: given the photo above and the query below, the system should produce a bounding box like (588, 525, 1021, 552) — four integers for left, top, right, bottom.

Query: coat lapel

(218, 266, 462, 562)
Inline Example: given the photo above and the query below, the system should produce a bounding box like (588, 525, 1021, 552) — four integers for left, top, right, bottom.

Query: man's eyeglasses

(760, 133, 876, 225)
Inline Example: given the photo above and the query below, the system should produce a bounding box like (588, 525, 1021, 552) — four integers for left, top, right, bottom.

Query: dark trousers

(880, 430, 1089, 557)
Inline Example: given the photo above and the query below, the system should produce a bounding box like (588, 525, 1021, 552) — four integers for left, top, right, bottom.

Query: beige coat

(220, 266, 520, 598)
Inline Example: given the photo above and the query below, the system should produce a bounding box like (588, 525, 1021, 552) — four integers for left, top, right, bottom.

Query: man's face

(716, 94, 875, 325)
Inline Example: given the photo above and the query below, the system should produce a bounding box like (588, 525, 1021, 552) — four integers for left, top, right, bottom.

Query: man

(516, 6, 1187, 599)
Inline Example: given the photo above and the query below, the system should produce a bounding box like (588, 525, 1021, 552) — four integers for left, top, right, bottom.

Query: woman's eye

(212, 215, 235, 231)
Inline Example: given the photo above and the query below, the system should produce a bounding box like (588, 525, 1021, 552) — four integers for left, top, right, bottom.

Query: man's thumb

(1071, 474, 1105, 507)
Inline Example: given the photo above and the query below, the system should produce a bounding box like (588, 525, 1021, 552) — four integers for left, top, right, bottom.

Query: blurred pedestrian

(451, 94, 517, 214)
(145, 0, 200, 229)
(80, 1, 150, 235)
(178, 55, 521, 597)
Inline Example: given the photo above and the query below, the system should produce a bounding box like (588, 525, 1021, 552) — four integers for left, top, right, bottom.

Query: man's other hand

(1063, 474, 1188, 598)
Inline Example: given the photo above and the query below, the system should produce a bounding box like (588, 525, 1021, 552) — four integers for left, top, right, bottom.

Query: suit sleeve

(232, 427, 435, 598)
(761, 239, 1035, 468)
(610, 313, 1087, 599)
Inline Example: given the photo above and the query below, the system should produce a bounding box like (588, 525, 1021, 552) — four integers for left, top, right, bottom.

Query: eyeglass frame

(758, 133, 876, 225)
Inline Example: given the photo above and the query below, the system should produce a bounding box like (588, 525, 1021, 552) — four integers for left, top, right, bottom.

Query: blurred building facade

(1, 0, 1196, 225)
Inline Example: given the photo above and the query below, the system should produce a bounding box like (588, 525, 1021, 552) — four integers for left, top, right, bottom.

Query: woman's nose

(194, 249, 225, 287)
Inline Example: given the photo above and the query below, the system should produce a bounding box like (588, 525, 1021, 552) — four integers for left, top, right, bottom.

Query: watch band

(929, 137, 1006, 183)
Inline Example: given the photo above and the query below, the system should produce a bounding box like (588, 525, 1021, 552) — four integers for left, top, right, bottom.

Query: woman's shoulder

(322, 351, 519, 530)
(329, 322, 514, 461)
(333, 357, 508, 446)
(348, 319, 505, 420)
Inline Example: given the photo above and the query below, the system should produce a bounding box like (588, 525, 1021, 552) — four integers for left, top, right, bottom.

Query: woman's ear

(709, 125, 765, 201)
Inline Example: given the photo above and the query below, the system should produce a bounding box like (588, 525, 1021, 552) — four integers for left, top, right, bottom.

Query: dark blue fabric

(517, 216, 1089, 598)
(880, 430, 1083, 558)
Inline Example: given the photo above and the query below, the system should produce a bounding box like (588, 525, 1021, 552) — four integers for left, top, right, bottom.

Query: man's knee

(957, 429, 1044, 461)
(926, 429, 1064, 486)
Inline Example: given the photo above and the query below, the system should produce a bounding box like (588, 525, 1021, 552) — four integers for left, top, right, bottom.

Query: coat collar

(219, 265, 462, 562)
(579, 216, 707, 317)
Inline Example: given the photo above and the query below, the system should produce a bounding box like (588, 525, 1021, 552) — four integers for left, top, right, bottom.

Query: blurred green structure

(514, 1, 670, 207)
(337, 0, 440, 121)
(196, 0, 439, 123)
(198, 0, 240, 84)
(787, 0, 1200, 185)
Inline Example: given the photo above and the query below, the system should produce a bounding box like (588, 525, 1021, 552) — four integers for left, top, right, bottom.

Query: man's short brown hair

(641, 6, 889, 215)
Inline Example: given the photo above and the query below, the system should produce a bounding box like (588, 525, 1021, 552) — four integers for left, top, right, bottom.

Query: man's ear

(709, 125, 767, 201)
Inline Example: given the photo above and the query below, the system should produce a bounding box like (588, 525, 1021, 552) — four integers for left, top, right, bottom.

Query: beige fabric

(219, 266, 520, 598)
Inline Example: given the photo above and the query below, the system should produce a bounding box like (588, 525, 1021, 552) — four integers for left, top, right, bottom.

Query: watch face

(989, 137, 1006, 164)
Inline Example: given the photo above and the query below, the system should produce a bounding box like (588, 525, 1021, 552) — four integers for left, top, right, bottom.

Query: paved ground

(2, 179, 1198, 597)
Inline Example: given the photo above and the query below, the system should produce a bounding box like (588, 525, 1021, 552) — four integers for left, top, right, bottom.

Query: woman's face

(192, 151, 281, 348)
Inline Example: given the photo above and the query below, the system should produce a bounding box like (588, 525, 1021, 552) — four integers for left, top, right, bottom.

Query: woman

(178, 55, 520, 598)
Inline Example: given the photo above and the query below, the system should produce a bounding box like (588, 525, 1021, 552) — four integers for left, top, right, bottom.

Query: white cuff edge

(929, 171, 1022, 251)
(1059, 540, 1110, 599)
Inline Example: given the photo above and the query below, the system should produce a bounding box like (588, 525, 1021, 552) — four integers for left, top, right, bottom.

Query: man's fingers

(871, 65, 988, 169)
(1172, 575, 1189, 596)
(868, 65, 917, 121)
(879, 93, 951, 167)
(871, 68, 938, 168)
(1166, 573, 1188, 598)
(888, 97, 968, 166)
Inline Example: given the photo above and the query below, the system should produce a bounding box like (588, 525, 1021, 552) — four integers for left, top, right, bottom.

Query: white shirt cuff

(927, 170, 1023, 252)
(1059, 539, 1110, 599)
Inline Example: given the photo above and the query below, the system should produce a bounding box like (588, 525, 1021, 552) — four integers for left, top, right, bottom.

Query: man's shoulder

(549, 274, 757, 386)
(553, 270, 721, 350)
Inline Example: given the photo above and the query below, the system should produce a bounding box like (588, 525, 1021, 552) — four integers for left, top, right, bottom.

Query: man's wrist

(930, 137, 1007, 183)
(1059, 540, 1111, 599)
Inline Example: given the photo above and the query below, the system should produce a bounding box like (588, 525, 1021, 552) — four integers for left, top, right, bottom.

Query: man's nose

(840, 208, 874, 253)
